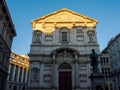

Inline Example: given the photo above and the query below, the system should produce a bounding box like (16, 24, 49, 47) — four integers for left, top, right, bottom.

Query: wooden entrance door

(59, 71, 72, 90)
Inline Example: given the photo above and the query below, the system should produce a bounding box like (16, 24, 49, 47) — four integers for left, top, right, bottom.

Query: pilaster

(40, 63, 44, 88)
(21, 68, 24, 82)
(52, 52, 57, 89)
(74, 53, 79, 89)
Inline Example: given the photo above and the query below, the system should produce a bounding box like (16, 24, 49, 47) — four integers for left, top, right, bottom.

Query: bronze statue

(89, 49, 98, 73)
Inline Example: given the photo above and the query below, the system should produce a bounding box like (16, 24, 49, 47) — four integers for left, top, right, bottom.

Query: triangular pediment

(32, 8, 97, 23)
(31, 8, 98, 34)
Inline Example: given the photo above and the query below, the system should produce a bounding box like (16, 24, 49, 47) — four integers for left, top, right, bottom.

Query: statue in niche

(89, 49, 99, 73)
(32, 68, 39, 81)
(87, 30, 95, 42)
(34, 31, 41, 43)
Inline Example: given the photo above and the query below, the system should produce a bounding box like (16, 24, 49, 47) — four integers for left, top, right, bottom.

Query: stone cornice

(10, 52, 29, 69)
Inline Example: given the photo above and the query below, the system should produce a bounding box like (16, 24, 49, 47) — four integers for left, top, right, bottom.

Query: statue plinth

(89, 73, 104, 90)
(89, 49, 105, 90)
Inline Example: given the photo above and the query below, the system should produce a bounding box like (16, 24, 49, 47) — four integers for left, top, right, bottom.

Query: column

(52, 61, 56, 88)
(23, 68, 26, 83)
(28, 68, 31, 87)
(75, 61, 79, 88)
(25, 69, 28, 83)
(21, 68, 24, 83)
(12, 65, 16, 81)
(17, 67, 20, 82)
(7, 64, 11, 81)
(40, 63, 44, 87)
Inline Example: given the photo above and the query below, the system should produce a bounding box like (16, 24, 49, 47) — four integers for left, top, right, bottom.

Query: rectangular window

(62, 32, 67, 42)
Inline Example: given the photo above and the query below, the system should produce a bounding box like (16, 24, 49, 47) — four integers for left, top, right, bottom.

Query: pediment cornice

(31, 8, 98, 34)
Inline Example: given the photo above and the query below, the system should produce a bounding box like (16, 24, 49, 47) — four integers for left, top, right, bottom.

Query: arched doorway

(58, 63, 72, 90)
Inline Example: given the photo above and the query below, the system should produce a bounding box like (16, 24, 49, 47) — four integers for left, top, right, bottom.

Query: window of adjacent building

(101, 57, 109, 65)
(102, 67, 110, 75)
(108, 68, 110, 74)
(106, 57, 109, 64)
(118, 50, 120, 57)
(100, 57, 103, 64)
(101, 68, 104, 74)
(103, 57, 105, 64)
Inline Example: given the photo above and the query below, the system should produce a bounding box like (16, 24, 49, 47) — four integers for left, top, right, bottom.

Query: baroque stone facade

(103, 33, 120, 90)
(0, 0, 16, 90)
(5, 52, 29, 90)
(28, 8, 101, 90)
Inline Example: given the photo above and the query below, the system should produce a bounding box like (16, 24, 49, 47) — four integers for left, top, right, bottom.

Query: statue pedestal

(89, 73, 105, 90)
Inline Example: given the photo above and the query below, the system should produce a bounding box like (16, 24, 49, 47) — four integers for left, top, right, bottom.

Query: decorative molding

(79, 74, 87, 82)
(77, 35, 84, 41)
(43, 74, 51, 82)
(45, 35, 53, 41)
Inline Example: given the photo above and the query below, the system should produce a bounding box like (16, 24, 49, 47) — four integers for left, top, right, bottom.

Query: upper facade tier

(31, 8, 98, 34)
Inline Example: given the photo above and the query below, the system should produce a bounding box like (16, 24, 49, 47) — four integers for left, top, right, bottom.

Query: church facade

(28, 8, 101, 90)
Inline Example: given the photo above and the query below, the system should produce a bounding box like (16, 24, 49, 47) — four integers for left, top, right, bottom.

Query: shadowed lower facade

(27, 8, 101, 90)
(0, 0, 16, 90)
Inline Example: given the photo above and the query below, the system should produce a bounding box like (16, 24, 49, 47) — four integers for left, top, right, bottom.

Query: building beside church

(100, 52, 112, 90)
(5, 52, 29, 90)
(28, 8, 102, 90)
(102, 33, 120, 90)
(0, 0, 16, 90)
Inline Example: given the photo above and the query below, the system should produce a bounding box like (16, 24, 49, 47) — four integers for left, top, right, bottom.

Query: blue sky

(6, 0, 120, 54)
